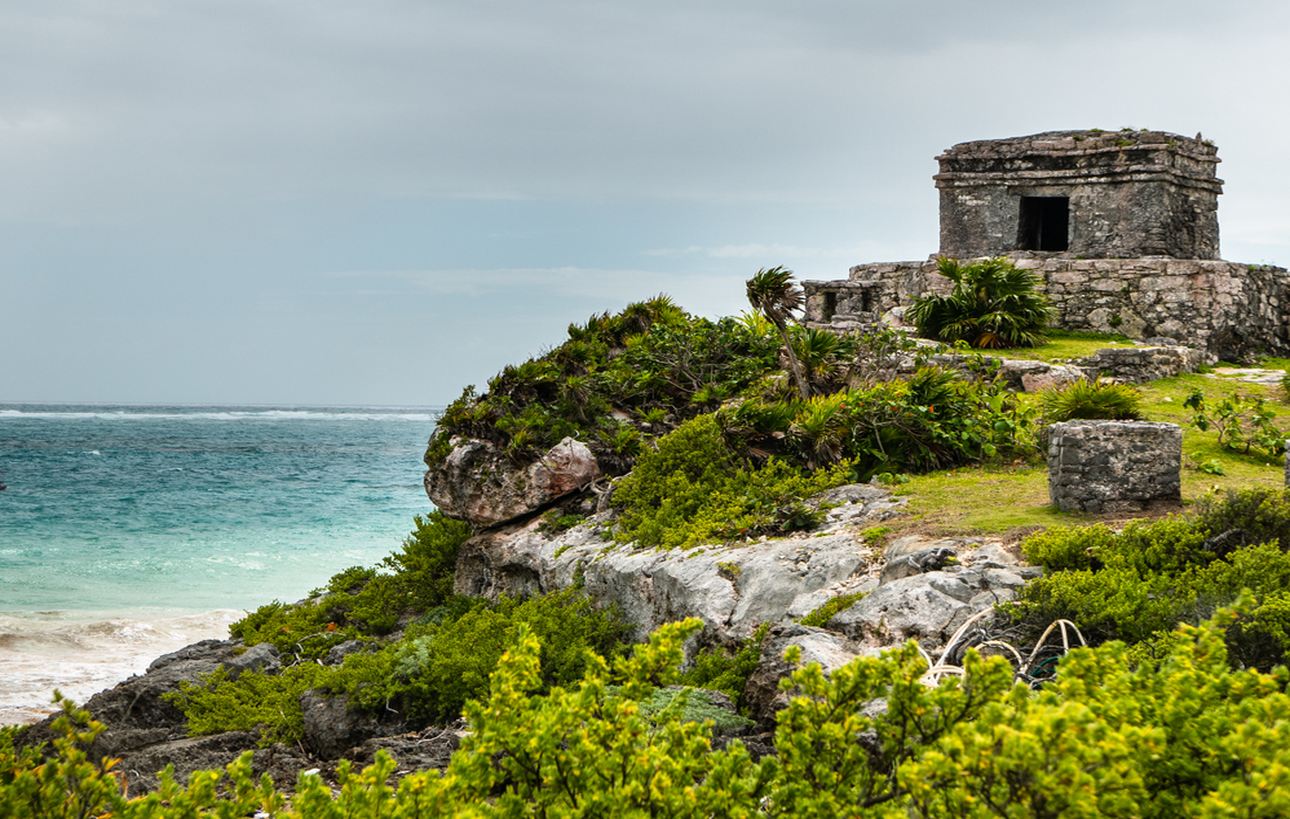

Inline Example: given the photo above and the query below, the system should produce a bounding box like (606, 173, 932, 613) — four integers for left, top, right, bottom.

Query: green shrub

(1184, 388, 1287, 461)
(166, 664, 329, 746)
(13, 610, 1290, 816)
(724, 367, 1034, 480)
(175, 589, 630, 740)
(229, 513, 470, 660)
(1012, 489, 1290, 668)
(678, 624, 768, 711)
(333, 588, 630, 725)
(611, 414, 849, 549)
(427, 297, 781, 472)
(906, 257, 1055, 348)
(1039, 377, 1143, 423)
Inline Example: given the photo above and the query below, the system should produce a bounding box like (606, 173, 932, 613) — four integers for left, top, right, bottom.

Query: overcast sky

(3, 1, 1288, 406)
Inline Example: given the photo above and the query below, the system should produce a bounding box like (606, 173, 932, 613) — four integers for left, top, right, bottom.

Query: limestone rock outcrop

(455, 484, 903, 642)
(827, 538, 1037, 651)
(424, 436, 600, 528)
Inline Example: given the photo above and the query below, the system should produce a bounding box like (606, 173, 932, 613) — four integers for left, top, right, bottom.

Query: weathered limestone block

(424, 436, 599, 527)
(1072, 345, 1213, 384)
(928, 353, 1083, 393)
(1047, 421, 1182, 513)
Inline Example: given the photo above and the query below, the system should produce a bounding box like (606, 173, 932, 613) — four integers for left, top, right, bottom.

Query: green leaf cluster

(1039, 376, 1144, 423)
(610, 414, 849, 549)
(1013, 489, 1290, 668)
(676, 623, 769, 710)
(228, 512, 470, 660)
(723, 365, 1034, 479)
(800, 591, 866, 627)
(907, 257, 1056, 349)
(1184, 388, 1287, 461)
(165, 664, 329, 746)
(428, 296, 781, 472)
(171, 589, 630, 742)
(14, 609, 1290, 816)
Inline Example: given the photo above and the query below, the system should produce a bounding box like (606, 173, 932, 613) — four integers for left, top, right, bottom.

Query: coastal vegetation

(5, 606, 1290, 816)
(6, 276, 1290, 815)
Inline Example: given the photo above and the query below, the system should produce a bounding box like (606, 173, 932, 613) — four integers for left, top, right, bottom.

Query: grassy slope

(989, 330, 1136, 362)
(888, 350, 1289, 539)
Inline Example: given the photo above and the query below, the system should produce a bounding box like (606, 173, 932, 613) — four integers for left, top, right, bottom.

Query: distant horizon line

(0, 400, 444, 411)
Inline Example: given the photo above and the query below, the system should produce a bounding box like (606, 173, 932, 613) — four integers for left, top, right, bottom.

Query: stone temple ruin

(805, 129, 1290, 359)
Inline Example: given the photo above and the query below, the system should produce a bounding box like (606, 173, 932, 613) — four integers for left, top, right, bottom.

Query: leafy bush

(229, 512, 470, 660)
(907, 256, 1055, 348)
(611, 414, 849, 549)
(1012, 489, 1290, 668)
(1039, 377, 1143, 423)
(722, 366, 1034, 480)
(166, 664, 329, 746)
(1184, 388, 1287, 461)
(428, 297, 781, 472)
(677, 624, 768, 711)
(173, 589, 629, 741)
(335, 589, 630, 724)
(19, 610, 1290, 817)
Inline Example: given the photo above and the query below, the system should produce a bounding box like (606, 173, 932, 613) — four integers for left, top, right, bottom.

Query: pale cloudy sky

(3, 1, 1288, 405)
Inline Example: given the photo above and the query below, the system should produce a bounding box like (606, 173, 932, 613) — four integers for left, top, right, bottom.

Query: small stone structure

(936, 130, 1220, 260)
(1047, 420, 1182, 513)
(804, 129, 1290, 360)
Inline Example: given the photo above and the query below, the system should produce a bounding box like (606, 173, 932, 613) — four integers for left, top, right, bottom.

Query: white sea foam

(0, 609, 240, 726)
(0, 409, 439, 422)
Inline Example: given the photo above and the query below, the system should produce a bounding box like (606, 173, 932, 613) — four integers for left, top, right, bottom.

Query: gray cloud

(2, 1, 1288, 403)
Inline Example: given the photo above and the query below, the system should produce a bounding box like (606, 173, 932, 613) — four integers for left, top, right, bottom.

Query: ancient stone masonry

(804, 129, 1290, 360)
(1046, 420, 1182, 513)
(936, 130, 1221, 260)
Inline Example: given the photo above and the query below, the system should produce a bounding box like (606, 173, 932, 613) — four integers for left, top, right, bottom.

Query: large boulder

(299, 690, 388, 758)
(454, 484, 902, 642)
(424, 436, 600, 527)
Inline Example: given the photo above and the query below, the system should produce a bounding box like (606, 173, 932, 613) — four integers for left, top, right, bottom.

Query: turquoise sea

(0, 404, 437, 723)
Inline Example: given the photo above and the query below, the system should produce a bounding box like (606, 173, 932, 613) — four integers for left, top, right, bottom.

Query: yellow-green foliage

(1039, 377, 1143, 423)
(334, 588, 630, 724)
(11, 611, 1290, 816)
(676, 624, 768, 710)
(612, 414, 848, 549)
(725, 366, 1035, 480)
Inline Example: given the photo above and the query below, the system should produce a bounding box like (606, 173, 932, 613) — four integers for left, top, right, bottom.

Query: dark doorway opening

(1017, 196, 1069, 251)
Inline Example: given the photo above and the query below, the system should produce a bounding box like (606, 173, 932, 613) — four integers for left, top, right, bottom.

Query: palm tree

(747, 266, 811, 398)
(907, 257, 1055, 348)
